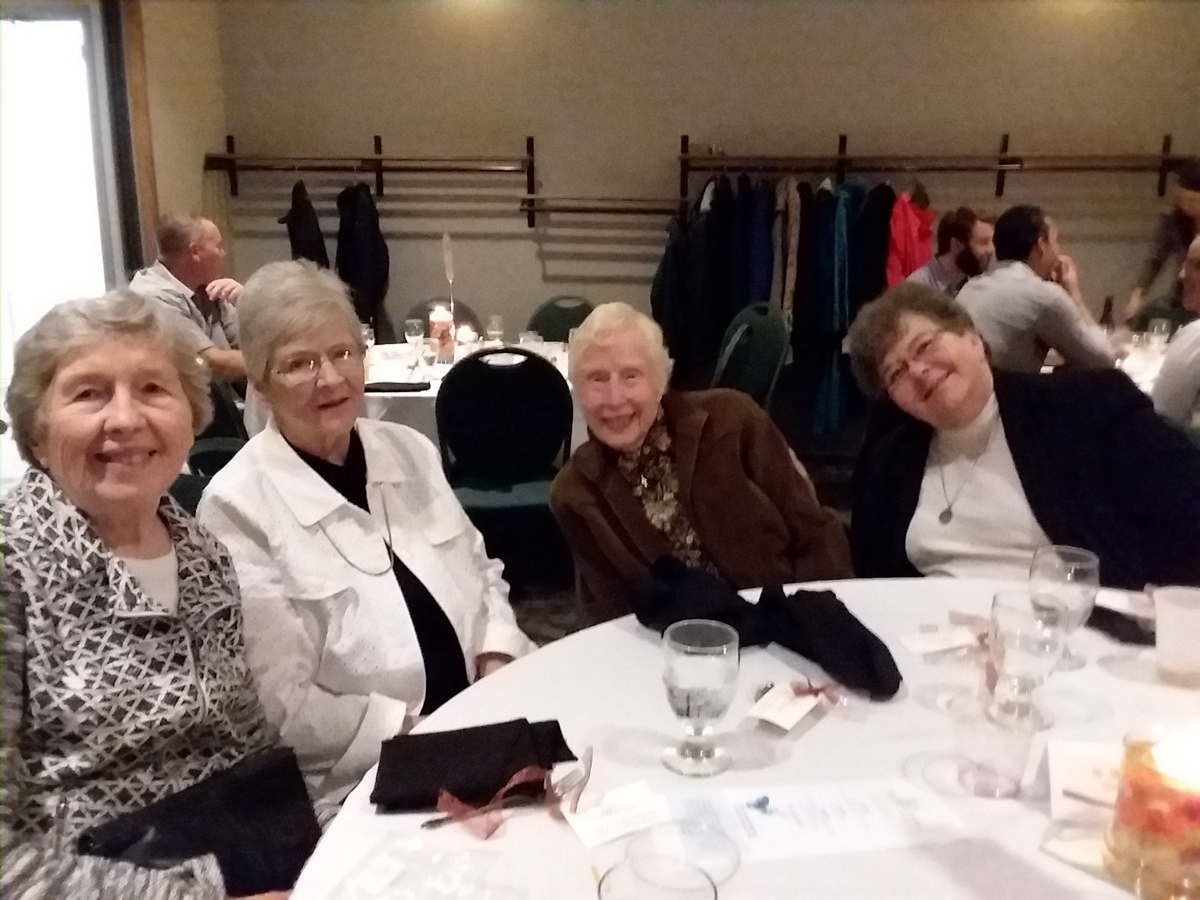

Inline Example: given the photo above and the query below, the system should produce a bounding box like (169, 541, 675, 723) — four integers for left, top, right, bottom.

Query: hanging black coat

(335, 183, 392, 337)
(278, 180, 329, 268)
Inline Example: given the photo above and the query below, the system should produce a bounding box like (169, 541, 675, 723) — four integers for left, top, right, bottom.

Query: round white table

(291, 578, 1196, 900)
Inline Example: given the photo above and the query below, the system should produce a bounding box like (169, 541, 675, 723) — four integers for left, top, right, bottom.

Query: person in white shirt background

(129, 214, 247, 382)
(1152, 234, 1200, 433)
(197, 260, 532, 817)
(956, 204, 1115, 373)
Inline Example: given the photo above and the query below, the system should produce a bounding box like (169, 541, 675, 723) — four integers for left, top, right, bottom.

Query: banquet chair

(406, 297, 483, 336)
(435, 347, 574, 589)
(527, 295, 594, 342)
(188, 380, 248, 478)
(168, 472, 212, 516)
(711, 303, 790, 412)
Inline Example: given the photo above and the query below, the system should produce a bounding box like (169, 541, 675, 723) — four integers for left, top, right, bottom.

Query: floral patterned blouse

(616, 414, 717, 572)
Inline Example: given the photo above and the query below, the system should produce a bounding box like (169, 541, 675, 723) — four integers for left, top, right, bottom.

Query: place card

(563, 781, 671, 849)
(745, 683, 822, 731)
(1047, 741, 1122, 826)
(899, 626, 978, 656)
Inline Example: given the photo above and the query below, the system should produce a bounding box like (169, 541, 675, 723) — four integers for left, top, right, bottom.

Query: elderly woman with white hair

(1, 292, 278, 899)
(551, 302, 852, 623)
(198, 261, 531, 811)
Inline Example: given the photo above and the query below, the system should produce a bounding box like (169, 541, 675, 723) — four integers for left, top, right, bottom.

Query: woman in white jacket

(198, 261, 532, 812)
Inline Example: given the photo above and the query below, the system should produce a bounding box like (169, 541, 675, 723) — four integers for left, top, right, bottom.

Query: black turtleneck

(288, 429, 470, 714)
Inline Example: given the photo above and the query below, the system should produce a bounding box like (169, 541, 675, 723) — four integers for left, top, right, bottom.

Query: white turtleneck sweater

(905, 394, 1050, 579)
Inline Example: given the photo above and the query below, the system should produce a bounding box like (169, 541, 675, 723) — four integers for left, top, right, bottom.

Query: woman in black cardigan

(847, 283, 1200, 590)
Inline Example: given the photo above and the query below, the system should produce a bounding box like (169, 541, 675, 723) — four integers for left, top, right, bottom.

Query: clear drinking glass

(598, 856, 716, 900)
(419, 337, 438, 374)
(486, 314, 504, 343)
(988, 590, 1066, 731)
(1148, 318, 1172, 353)
(403, 318, 424, 344)
(1029, 545, 1100, 671)
(360, 323, 375, 351)
(662, 619, 739, 777)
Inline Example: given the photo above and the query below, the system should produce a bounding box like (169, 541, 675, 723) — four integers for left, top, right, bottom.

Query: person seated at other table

(549, 302, 853, 624)
(197, 261, 532, 811)
(1152, 235, 1200, 434)
(1, 292, 277, 899)
(905, 207, 995, 299)
(956, 204, 1115, 373)
(129, 214, 247, 382)
(1126, 159, 1200, 329)
(847, 283, 1200, 589)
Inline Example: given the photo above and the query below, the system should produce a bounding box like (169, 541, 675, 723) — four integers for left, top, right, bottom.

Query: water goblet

(988, 590, 1066, 732)
(486, 314, 504, 343)
(661, 619, 739, 778)
(1029, 544, 1099, 671)
(1148, 318, 1172, 353)
(360, 323, 375, 351)
(403, 318, 424, 344)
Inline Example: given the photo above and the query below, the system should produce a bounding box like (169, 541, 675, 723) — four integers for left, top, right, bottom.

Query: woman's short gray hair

(4, 290, 213, 466)
(568, 302, 673, 389)
(237, 260, 363, 383)
(847, 282, 979, 399)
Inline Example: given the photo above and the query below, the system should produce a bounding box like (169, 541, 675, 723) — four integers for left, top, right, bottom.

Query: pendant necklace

(936, 422, 998, 525)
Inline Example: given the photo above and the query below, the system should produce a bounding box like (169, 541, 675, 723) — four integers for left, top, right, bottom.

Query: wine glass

(1029, 545, 1099, 672)
(1147, 318, 1172, 353)
(661, 619, 739, 778)
(403, 318, 424, 344)
(486, 314, 504, 344)
(360, 323, 375, 351)
(988, 590, 1066, 732)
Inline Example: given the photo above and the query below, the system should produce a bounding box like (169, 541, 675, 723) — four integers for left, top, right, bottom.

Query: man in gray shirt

(906, 207, 994, 298)
(129, 215, 247, 381)
(1152, 235, 1200, 431)
(956, 204, 1114, 373)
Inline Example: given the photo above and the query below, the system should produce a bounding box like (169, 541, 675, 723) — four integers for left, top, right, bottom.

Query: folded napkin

(365, 381, 432, 393)
(635, 558, 902, 701)
(370, 718, 576, 812)
(1086, 605, 1155, 646)
(78, 747, 320, 898)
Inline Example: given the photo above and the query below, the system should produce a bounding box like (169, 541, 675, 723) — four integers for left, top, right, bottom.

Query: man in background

(956, 204, 1114, 372)
(905, 207, 994, 298)
(129, 214, 246, 380)
(1152, 235, 1200, 433)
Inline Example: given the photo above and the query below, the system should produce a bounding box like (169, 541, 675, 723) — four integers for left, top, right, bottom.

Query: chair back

(168, 472, 211, 516)
(435, 347, 572, 485)
(202, 380, 250, 442)
(404, 298, 483, 336)
(710, 303, 789, 410)
(527, 295, 594, 342)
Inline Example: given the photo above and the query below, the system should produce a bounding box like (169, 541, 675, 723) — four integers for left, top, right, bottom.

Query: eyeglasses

(882, 329, 946, 392)
(272, 345, 364, 388)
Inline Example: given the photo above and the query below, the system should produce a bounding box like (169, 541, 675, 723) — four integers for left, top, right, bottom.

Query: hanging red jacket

(886, 192, 936, 286)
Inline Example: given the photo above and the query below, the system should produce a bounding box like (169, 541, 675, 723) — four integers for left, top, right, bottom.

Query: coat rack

(678, 133, 1183, 207)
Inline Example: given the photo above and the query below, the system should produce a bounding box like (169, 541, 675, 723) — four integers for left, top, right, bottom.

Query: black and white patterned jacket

(1, 469, 277, 900)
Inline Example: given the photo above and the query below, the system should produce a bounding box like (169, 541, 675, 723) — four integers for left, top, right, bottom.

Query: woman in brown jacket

(550, 302, 852, 623)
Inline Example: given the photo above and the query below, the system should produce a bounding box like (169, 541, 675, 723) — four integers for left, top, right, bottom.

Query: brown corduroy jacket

(550, 389, 853, 623)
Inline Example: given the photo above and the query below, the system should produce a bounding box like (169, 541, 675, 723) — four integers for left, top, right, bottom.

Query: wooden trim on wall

(119, 0, 158, 266)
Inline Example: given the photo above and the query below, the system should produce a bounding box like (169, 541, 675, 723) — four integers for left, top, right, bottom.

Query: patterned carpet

(511, 587, 588, 646)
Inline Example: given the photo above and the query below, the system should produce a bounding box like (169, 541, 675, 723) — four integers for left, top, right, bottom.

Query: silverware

(420, 754, 592, 830)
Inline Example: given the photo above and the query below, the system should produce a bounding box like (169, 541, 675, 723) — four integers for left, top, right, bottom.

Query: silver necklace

(935, 422, 998, 524)
(316, 492, 397, 576)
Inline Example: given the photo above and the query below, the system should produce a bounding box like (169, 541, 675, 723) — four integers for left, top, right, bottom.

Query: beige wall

(141, 0, 226, 219)
(212, 0, 1200, 327)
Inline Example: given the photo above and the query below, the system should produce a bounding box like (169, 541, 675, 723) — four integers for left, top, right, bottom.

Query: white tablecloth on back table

(291, 577, 1196, 900)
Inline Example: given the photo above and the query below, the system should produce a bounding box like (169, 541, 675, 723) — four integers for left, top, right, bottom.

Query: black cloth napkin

(77, 747, 320, 898)
(370, 718, 576, 812)
(365, 381, 432, 393)
(1087, 605, 1155, 646)
(635, 558, 903, 701)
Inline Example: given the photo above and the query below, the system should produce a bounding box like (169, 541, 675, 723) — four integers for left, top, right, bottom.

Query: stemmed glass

(1029, 545, 1100, 671)
(661, 619, 739, 778)
(486, 314, 504, 344)
(403, 318, 424, 344)
(418, 338, 438, 376)
(988, 590, 1066, 732)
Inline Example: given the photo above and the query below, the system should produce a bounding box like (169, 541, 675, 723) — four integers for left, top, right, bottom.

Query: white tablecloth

(291, 577, 1196, 900)
(362, 344, 588, 452)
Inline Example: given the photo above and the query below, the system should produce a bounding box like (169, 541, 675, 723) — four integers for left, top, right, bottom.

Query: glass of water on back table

(662, 619, 739, 777)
